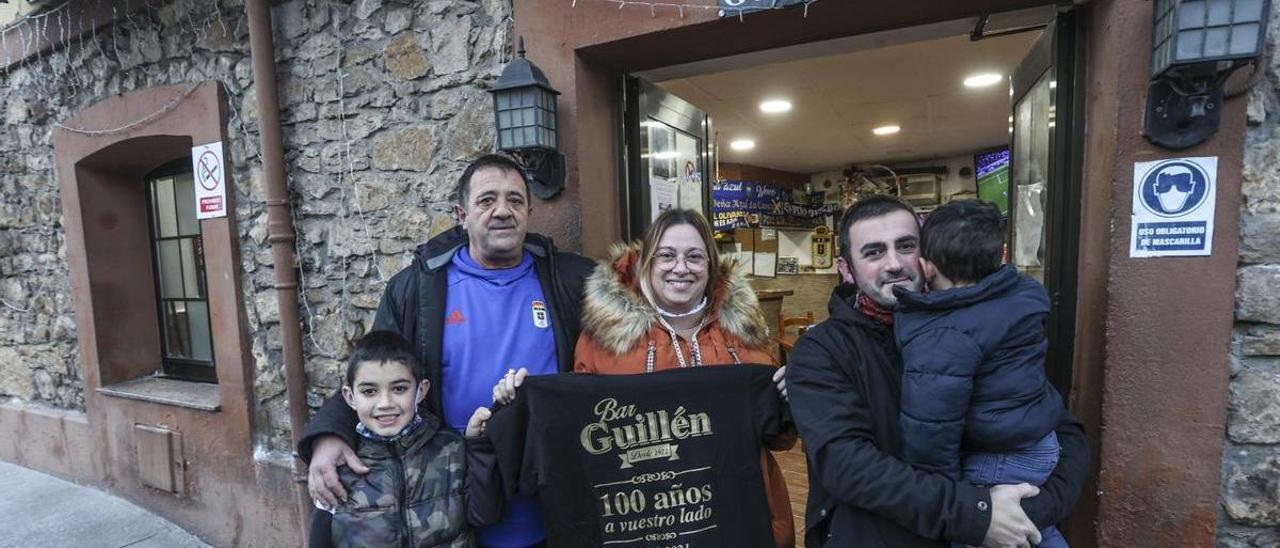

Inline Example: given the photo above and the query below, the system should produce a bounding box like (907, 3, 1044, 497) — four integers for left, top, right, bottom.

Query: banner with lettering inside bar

(712, 179, 840, 232)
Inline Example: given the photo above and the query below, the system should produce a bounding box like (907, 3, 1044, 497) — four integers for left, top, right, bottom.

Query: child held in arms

(311, 330, 501, 548)
(893, 199, 1069, 548)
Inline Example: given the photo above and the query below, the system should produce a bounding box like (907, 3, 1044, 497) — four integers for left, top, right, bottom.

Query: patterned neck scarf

(356, 414, 424, 444)
(856, 291, 894, 326)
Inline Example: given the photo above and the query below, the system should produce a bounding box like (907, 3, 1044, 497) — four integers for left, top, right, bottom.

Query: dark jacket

(311, 413, 503, 547)
(894, 265, 1066, 476)
(299, 227, 596, 460)
(787, 284, 1089, 548)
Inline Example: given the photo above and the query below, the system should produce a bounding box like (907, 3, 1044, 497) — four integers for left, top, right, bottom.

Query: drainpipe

(245, 0, 312, 542)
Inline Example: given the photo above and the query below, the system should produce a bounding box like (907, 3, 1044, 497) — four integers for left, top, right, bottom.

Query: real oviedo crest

(531, 300, 549, 329)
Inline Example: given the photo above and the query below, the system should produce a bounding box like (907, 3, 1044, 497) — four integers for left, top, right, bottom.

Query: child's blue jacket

(893, 265, 1066, 477)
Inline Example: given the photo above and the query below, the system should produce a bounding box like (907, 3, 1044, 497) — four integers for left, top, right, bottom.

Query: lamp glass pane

(1206, 0, 1231, 25)
(1204, 26, 1229, 56)
(1234, 0, 1263, 21)
(523, 88, 535, 107)
(1154, 11, 1171, 44)
(499, 110, 512, 129)
(1179, 1, 1207, 29)
(1230, 23, 1260, 54)
(500, 129, 512, 149)
(1177, 29, 1206, 59)
(497, 92, 511, 110)
(522, 127, 535, 145)
(522, 107, 534, 126)
(1154, 41, 1170, 72)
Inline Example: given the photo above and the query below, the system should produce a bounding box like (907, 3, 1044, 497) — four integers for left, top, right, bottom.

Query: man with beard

(299, 154, 596, 547)
(787, 195, 1088, 548)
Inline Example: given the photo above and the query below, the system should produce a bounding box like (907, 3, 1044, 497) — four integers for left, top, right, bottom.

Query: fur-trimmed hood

(580, 242, 771, 355)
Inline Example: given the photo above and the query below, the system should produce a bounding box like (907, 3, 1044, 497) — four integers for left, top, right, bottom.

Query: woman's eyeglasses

(653, 250, 709, 271)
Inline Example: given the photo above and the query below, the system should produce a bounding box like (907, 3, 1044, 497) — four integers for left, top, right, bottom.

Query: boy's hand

(492, 367, 529, 405)
(308, 435, 370, 509)
(465, 407, 493, 438)
(772, 366, 788, 402)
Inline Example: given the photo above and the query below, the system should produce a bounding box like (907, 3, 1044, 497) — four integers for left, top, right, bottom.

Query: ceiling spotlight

(964, 73, 1003, 88)
(759, 99, 793, 113)
(730, 139, 756, 151)
(872, 125, 900, 136)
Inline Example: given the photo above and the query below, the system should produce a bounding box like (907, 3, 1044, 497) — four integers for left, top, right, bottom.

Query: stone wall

(1220, 15, 1280, 548)
(0, 0, 512, 453)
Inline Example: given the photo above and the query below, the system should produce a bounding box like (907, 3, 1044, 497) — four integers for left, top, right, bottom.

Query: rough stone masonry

(0, 0, 513, 455)
(1219, 14, 1280, 548)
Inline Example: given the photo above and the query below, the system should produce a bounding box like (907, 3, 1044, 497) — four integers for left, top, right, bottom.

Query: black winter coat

(894, 265, 1066, 477)
(787, 284, 1089, 548)
(298, 227, 596, 460)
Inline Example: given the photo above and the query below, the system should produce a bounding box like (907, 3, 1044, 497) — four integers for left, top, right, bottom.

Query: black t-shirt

(488, 365, 785, 548)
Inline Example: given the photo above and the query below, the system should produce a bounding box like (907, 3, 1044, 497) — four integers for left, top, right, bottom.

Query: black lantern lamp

(1145, 0, 1271, 149)
(490, 37, 564, 199)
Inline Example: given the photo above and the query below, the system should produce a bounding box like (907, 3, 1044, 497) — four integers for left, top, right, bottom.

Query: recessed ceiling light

(730, 139, 756, 151)
(964, 73, 1003, 88)
(872, 125, 900, 136)
(759, 99, 792, 113)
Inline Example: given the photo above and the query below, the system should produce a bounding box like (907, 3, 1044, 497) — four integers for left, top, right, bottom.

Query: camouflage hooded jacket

(332, 413, 500, 547)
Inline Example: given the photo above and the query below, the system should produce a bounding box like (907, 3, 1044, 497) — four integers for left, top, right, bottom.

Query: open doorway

(617, 6, 1083, 541)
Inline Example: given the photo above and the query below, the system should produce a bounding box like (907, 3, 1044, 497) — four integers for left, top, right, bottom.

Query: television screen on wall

(975, 148, 1011, 216)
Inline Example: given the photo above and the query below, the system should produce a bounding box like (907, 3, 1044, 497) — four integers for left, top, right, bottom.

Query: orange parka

(574, 243, 797, 548)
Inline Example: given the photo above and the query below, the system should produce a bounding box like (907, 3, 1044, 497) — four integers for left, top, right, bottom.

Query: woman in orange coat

(574, 208, 797, 547)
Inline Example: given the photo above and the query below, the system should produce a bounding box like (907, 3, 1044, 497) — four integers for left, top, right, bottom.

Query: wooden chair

(776, 311, 814, 363)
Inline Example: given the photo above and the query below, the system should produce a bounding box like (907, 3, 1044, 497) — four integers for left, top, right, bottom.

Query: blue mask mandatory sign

(1130, 157, 1217, 258)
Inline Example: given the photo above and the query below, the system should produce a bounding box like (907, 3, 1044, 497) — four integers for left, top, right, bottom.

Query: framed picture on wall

(777, 257, 799, 275)
(648, 122, 675, 180)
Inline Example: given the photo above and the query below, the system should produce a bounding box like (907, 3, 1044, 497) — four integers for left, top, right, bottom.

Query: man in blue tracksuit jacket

(298, 154, 595, 547)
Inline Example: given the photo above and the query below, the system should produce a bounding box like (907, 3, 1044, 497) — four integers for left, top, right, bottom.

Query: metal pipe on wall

(245, 0, 312, 542)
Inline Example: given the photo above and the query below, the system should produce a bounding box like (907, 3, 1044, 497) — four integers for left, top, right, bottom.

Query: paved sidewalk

(0, 461, 211, 548)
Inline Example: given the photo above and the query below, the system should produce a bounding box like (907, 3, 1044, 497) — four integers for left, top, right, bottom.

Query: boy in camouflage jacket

(311, 331, 502, 548)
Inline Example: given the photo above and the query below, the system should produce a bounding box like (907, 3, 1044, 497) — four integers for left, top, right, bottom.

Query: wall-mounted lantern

(1145, 0, 1271, 149)
(490, 37, 564, 199)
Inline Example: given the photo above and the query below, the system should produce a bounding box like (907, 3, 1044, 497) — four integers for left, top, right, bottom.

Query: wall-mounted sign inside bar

(712, 179, 841, 232)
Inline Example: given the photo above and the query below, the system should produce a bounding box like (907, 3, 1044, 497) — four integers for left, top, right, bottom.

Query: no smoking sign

(192, 142, 227, 219)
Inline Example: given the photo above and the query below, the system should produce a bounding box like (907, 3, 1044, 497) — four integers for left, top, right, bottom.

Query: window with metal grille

(145, 159, 216, 383)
